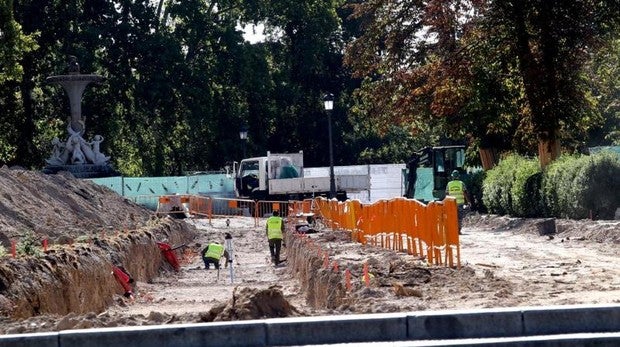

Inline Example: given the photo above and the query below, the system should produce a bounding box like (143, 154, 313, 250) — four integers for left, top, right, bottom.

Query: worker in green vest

(266, 210, 285, 265)
(446, 169, 471, 235)
(201, 241, 229, 270)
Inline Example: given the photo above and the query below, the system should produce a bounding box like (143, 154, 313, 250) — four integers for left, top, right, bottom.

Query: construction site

(0, 166, 618, 346)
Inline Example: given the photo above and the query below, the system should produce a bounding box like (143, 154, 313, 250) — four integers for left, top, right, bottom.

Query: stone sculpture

(43, 56, 117, 178)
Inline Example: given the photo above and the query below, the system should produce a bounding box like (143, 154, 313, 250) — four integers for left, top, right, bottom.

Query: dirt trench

(0, 218, 196, 319)
(286, 231, 348, 309)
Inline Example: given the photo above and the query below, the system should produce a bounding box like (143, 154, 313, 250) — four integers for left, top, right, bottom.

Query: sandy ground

(108, 216, 316, 317)
(1, 169, 617, 335)
(108, 215, 620, 318)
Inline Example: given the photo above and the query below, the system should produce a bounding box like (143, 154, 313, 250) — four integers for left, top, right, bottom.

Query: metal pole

(328, 110, 335, 199)
(225, 233, 234, 283)
(242, 140, 246, 158)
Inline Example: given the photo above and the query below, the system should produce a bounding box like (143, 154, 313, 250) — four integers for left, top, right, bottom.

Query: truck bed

(268, 175, 369, 194)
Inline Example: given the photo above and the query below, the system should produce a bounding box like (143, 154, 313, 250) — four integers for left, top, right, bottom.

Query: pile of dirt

(0, 167, 197, 324)
(199, 286, 302, 322)
(0, 167, 153, 245)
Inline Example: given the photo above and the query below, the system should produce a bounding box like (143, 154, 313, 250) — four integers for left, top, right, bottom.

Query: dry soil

(0, 167, 618, 334)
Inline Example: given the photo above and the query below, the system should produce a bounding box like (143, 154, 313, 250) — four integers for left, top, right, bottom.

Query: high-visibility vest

(204, 243, 224, 260)
(447, 180, 466, 205)
(267, 216, 284, 240)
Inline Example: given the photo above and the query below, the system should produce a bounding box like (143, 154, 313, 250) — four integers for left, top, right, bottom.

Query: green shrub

(541, 154, 580, 217)
(482, 154, 522, 215)
(571, 152, 620, 219)
(510, 158, 543, 217)
(16, 230, 43, 257)
(0, 244, 6, 257)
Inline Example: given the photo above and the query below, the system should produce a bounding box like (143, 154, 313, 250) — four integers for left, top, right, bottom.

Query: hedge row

(482, 151, 620, 219)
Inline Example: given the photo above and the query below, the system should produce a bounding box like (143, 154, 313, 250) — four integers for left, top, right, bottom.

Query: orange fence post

(363, 262, 370, 287)
(443, 197, 461, 269)
(43, 239, 48, 252)
(345, 268, 352, 291)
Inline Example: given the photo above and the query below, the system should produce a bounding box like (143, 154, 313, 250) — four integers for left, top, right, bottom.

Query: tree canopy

(0, 0, 618, 175)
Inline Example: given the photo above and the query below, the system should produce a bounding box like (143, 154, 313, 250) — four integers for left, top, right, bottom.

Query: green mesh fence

(90, 174, 235, 210)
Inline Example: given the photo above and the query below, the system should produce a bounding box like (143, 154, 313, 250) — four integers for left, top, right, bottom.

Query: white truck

(234, 151, 369, 201)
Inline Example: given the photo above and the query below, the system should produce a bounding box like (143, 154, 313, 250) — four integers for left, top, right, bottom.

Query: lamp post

(323, 93, 336, 199)
(239, 125, 248, 158)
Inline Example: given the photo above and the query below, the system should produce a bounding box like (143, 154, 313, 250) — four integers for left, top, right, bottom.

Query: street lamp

(239, 125, 248, 158)
(323, 93, 336, 199)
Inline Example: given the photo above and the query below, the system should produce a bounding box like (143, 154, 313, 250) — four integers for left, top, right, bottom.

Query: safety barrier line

(310, 196, 461, 268)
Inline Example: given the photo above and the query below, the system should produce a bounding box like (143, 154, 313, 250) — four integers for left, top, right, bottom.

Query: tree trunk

(538, 137, 561, 169)
(479, 147, 499, 171)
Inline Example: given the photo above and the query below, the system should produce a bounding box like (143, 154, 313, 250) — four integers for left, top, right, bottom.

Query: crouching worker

(201, 241, 229, 270)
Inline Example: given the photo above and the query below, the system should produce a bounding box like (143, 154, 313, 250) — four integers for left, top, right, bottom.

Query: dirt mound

(0, 168, 198, 323)
(465, 213, 620, 243)
(0, 167, 153, 246)
(199, 286, 302, 322)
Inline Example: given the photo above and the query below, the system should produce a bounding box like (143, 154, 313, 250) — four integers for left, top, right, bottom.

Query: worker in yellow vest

(266, 210, 285, 265)
(446, 169, 471, 234)
(201, 241, 229, 270)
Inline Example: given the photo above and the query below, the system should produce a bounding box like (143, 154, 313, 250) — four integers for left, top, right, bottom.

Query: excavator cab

(404, 145, 466, 202)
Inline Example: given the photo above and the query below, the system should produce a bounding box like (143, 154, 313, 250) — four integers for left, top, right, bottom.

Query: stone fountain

(43, 56, 118, 178)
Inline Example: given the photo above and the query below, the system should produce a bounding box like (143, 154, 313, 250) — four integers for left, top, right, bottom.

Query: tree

(344, 0, 620, 167)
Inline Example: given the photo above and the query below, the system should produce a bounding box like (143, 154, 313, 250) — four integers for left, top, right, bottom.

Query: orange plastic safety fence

(308, 195, 461, 268)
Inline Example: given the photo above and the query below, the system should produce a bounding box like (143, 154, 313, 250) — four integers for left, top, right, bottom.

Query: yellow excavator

(404, 145, 467, 203)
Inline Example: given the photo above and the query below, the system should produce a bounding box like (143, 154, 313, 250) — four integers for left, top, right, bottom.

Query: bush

(16, 230, 43, 257)
(541, 155, 578, 217)
(510, 158, 543, 217)
(571, 152, 620, 219)
(482, 154, 522, 215)
(0, 244, 6, 258)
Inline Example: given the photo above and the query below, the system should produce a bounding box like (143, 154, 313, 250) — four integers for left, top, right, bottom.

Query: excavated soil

(0, 166, 619, 335)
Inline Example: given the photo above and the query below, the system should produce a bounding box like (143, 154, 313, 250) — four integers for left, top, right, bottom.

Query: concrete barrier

(59, 321, 267, 347)
(408, 307, 523, 339)
(267, 313, 407, 345)
(0, 332, 57, 347)
(522, 304, 620, 335)
(1, 304, 619, 347)
(292, 332, 620, 346)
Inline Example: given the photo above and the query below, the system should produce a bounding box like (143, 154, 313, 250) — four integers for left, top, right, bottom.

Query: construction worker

(446, 169, 471, 234)
(201, 241, 229, 270)
(266, 210, 285, 265)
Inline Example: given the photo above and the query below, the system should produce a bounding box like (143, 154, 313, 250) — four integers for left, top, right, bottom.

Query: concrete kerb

(407, 307, 524, 340)
(266, 312, 408, 346)
(522, 304, 620, 336)
(1, 304, 619, 347)
(58, 320, 268, 347)
(0, 332, 58, 347)
(292, 332, 620, 347)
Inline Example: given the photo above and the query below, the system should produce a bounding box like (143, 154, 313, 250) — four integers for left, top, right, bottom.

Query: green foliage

(541, 154, 582, 217)
(344, 0, 620, 159)
(570, 152, 620, 219)
(510, 158, 543, 217)
(484, 152, 620, 219)
(16, 230, 42, 257)
(0, 244, 6, 257)
(482, 154, 522, 215)
(482, 154, 544, 216)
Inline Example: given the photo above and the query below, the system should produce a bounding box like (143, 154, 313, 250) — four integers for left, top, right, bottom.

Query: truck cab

(235, 152, 304, 200)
